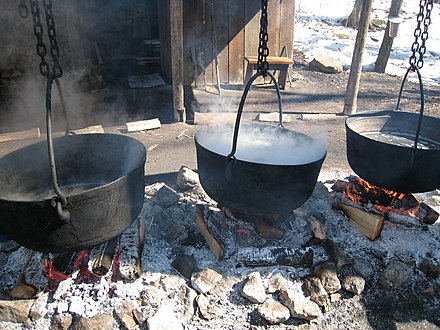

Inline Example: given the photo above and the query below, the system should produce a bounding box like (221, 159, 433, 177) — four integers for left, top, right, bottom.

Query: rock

(257, 299, 291, 325)
(71, 313, 116, 329)
(353, 258, 374, 279)
(279, 288, 320, 321)
(160, 274, 186, 293)
(323, 240, 353, 269)
(0, 298, 33, 323)
(195, 294, 217, 320)
(171, 254, 198, 278)
(139, 286, 167, 307)
(147, 305, 183, 330)
(152, 210, 188, 245)
(154, 184, 180, 208)
(312, 261, 341, 294)
(177, 166, 200, 189)
(51, 314, 73, 330)
(302, 277, 331, 312)
(145, 182, 166, 196)
(29, 293, 49, 321)
(191, 268, 223, 294)
(267, 272, 288, 293)
(177, 284, 198, 319)
(418, 258, 440, 279)
(241, 272, 267, 304)
(210, 275, 239, 299)
(342, 274, 365, 295)
(309, 55, 343, 73)
(114, 303, 137, 329)
(379, 260, 412, 289)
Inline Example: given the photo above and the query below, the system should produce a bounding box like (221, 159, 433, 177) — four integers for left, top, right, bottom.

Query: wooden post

(374, 0, 404, 73)
(343, 0, 374, 115)
(170, 0, 186, 122)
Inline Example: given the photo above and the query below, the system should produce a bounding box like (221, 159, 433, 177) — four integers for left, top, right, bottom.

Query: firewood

(254, 217, 284, 240)
(0, 127, 40, 143)
(90, 236, 120, 276)
(136, 217, 145, 276)
(125, 118, 161, 132)
(333, 201, 384, 240)
(70, 124, 105, 134)
(418, 202, 439, 225)
(237, 246, 313, 267)
(195, 204, 225, 261)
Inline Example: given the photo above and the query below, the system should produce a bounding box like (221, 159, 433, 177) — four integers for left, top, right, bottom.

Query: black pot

(0, 133, 146, 252)
(346, 110, 440, 193)
(195, 71, 326, 221)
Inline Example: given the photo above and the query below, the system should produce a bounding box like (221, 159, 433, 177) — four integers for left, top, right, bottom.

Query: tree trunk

(374, 0, 404, 73)
(343, 0, 375, 115)
(345, 0, 363, 28)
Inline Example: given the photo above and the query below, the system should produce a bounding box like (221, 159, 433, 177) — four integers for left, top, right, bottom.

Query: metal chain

(18, 0, 29, 18)
(409, 0, 433, 70)
(28, 0, 63, 78)
(257, 0, 269, 76)
(29, 0, 50, 77)
(42, 0, 63, 78)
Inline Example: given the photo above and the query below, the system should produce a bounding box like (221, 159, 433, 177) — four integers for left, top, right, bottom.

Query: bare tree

(344, 0, 363, 28)
(374, 0, 404, 73)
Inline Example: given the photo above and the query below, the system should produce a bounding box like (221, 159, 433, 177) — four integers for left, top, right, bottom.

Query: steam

(196, 123, 327, 165)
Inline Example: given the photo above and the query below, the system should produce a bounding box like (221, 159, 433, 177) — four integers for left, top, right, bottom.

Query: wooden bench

(244, 56, 294, 90)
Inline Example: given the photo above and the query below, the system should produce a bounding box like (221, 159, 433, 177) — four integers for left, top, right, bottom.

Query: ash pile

(0, 166, 439, 329)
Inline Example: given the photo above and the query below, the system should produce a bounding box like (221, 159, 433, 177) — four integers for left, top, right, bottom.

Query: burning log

(237, 246, 313, 267)
(333, 201, 384, 240)
(332, 177, 438, 225)
(195, 204, 225, 261)
(254, 217, 284, 240)
(90, 236, 120, 276)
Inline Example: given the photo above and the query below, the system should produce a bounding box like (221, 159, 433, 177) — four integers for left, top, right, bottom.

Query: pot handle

(46, 73, 70, 223)
(226, 71, 283, 166)
(395, 65, 425, 154)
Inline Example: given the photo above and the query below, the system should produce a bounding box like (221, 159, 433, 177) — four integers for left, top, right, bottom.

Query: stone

(302, 277, 331, 312)
(0, 298, 33, 323)
(177, 284, 198, 319)
(176, 166, 200, 189)
(418, 258, 440, 279)
(145, 182, 166, 196)
(114, 303, 137, 329)
(195, 294, 217, 320)
(139, 286, 167, 308)
(51, 314, 73, 330)
(309, 54, 343, 73)
(191, 268, 223, 294)
(279, 288, 320, 321)
(171, 254, 198, 278)
(152, 210, 188, 245)
(154, 184, 180, 208)
(241, 272, 267, 304)
(147, 305, 183, 330)
(160, 274, 186, 293)
(257, 299, 291, 325)
(71, 313, 116, 329)
(353, 258, 374, 279)
(267, 273, 288, 293)
(312, 261, 341, 294)
(342, 274, 365, 295)
(379, 260, 412, 289)
(210, 275, 239, 299)
(29, 293, 49, 321)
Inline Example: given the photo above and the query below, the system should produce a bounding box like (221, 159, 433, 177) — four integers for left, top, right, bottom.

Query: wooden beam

(170, 0, 186, 122)
(343, 0, 374, 115)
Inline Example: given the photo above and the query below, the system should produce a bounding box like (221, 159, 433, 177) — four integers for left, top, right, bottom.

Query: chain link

(257, 0, 269, 76)
(18, 0, 29, 18)
(409, 0, 433, 70)
(28, 0, 63, 78)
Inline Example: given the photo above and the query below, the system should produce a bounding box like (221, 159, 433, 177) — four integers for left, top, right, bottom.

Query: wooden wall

(159, 0, 295, 86)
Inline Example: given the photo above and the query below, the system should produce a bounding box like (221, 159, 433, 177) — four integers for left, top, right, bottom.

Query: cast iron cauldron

(0, 133, 146, 252)
(345, 67, 440, 193)
(195, 72, 327, 221)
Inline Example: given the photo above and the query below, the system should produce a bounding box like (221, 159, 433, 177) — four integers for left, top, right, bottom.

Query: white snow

(295, 0, 440, 85)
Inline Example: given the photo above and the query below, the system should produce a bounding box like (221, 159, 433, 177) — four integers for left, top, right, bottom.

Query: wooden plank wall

(181, 0, 295, 85)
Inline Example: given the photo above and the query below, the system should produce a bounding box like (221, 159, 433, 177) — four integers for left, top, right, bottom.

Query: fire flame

(344, 178, 420, 218)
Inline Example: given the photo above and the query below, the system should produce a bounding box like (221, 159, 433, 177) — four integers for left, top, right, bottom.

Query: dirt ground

(1, 62, 440, 329)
